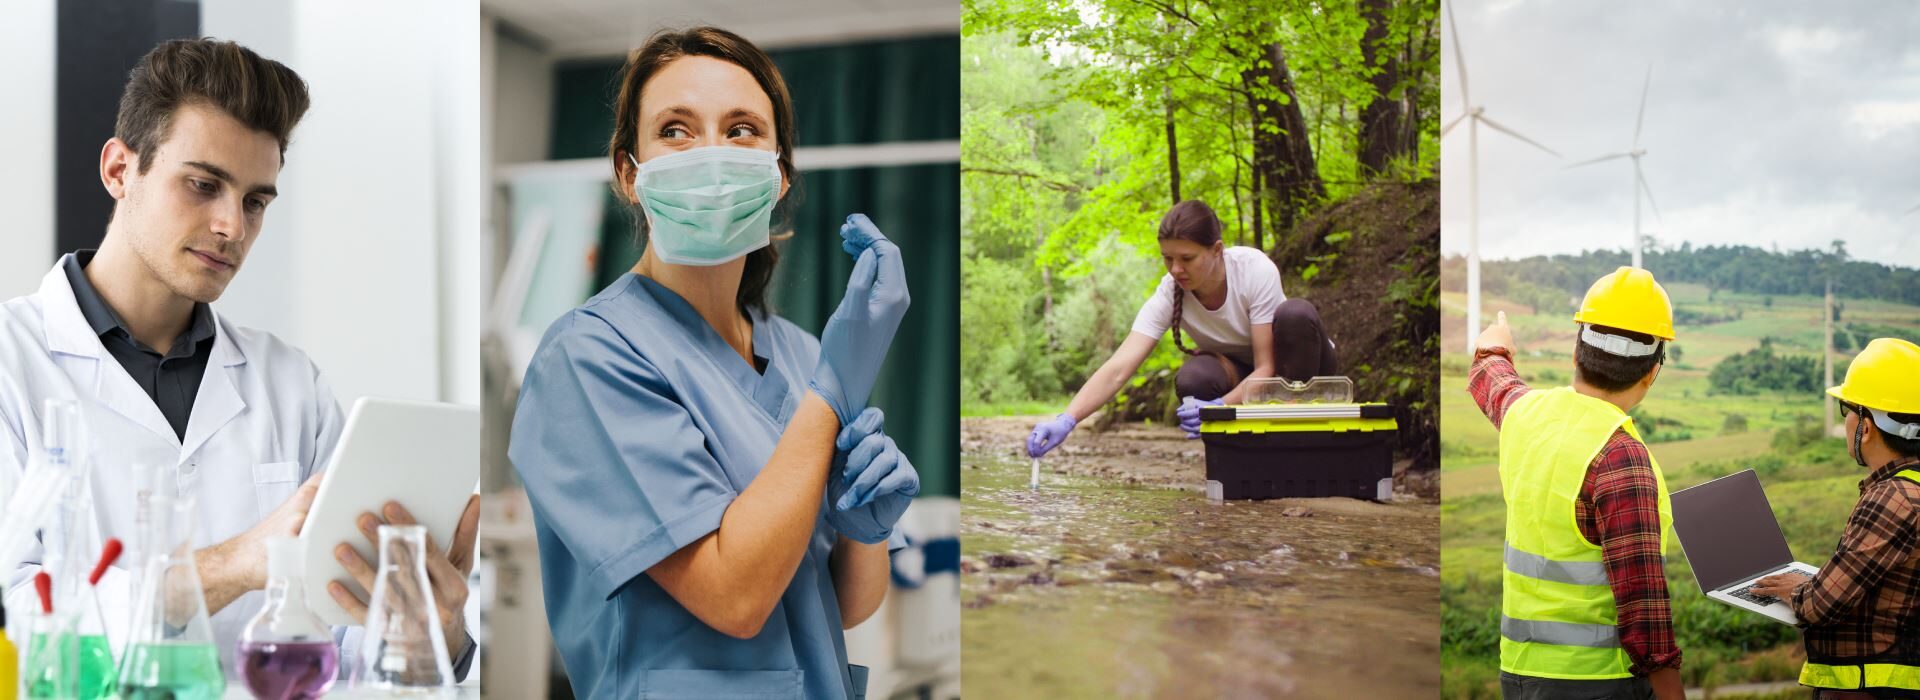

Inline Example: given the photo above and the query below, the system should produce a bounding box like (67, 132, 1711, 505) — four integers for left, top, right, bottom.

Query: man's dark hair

(115, 38, 310, 173)
(1573, 324, 1665, 392)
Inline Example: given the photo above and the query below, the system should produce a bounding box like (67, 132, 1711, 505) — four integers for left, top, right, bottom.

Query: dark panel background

(56, 0, 200, 256)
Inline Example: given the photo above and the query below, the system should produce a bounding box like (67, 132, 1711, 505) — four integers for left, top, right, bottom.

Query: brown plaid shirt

(1790, 455, 1920, 660)
(1470, 349, 1682, 674)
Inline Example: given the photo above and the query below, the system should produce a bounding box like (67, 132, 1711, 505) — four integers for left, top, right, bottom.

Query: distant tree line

(1443, 240, 1915, 304)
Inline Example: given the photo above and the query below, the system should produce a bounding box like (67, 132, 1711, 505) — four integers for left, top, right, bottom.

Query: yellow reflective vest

(1499, 387, 1672, 680)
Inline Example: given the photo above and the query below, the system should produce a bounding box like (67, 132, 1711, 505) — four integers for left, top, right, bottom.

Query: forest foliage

(961, 0, 1441, 414)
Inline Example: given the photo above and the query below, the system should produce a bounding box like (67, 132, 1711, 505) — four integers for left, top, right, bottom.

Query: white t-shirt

(1130, 246, 1286, 364)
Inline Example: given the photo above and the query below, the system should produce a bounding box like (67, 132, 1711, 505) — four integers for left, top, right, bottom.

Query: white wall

(0, 0, 56, 300)
(207, 0, 481, 407)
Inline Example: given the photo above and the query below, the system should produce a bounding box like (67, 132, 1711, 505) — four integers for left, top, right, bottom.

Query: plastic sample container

(1242, 376, 1355, 405)
(1197, 403, 1397, 501)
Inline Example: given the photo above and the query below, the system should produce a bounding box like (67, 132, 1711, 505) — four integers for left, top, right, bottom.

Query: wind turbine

(1568, 66, 1661, 270)
(1442, 0, 1560, 353)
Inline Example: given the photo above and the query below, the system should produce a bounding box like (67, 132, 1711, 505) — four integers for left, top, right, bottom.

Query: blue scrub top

(510, 273, 890, 700)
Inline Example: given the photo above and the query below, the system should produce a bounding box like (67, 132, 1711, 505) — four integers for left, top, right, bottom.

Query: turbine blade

(1564, 152, 1630, 169)
(1633, 65, 1652, 148)
(1444, 0, 1471, 112)
(1478, 114, 1560, 157)
(1637, 160, 1664, 222)
(1442, 112, 1467, 136)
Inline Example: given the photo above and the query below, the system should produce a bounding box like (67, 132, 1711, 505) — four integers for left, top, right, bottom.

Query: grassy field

(1440, 281, 1920, 698)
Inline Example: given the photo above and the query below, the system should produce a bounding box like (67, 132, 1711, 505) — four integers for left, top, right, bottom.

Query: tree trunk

(1358, 0, 1408, 175)
(1165, 83, 1181, 205)
(1244, 41, 1323, 240)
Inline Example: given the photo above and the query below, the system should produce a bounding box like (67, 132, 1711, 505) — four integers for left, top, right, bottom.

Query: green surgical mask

(630, 146, 783, 266)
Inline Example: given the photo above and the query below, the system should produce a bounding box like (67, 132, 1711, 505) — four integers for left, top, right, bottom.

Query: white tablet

(299, 397, 480, 626)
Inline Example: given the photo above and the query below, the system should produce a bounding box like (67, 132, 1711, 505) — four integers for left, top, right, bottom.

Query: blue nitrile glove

(828, 407, 919, 544)
(1026, 413, 1077, 458)
(809, 214, 911, 425)
(1178, 397, 1223, 439)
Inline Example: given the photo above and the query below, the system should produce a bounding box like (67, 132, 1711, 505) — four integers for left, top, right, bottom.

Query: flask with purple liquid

(235, 537, 337, 700)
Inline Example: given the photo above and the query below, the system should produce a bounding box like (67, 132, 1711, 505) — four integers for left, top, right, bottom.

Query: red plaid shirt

(1469, 349, 1683, 674)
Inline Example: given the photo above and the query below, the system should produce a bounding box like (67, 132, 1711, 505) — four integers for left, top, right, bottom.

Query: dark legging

(1173, 298, 1337, 401)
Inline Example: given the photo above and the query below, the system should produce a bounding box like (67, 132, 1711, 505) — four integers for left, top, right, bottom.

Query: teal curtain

(550, 35, 959, 497)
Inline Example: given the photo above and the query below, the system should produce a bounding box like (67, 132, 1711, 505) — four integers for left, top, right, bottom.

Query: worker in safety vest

(1751, 338, 1920, 699)
(1470, 266, 1683, 700)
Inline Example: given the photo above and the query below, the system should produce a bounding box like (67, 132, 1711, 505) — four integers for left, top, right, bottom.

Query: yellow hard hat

(1828, 338, 1920, 415)
(1573, 267, 1675, 341)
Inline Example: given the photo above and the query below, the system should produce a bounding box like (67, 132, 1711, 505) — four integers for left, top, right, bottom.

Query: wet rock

(1158, 551, 1200, 568)
(1281, 507, 1312, 517)
(1024, 570, 1055, 586)
(985, 553, 1033, 569)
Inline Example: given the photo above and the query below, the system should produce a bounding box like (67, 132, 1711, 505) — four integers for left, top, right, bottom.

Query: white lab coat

(0, 259, 346, 672)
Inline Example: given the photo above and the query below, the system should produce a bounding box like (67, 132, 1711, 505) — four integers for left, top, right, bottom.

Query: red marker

(90, 539, 123, 586)
(33, 571, 51, 614)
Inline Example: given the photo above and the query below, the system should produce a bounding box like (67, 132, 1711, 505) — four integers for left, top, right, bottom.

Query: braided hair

(1159, 200, 1225, 356)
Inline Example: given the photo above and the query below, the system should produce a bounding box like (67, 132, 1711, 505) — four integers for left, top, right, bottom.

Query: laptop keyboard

(1729, 586, 1780, 607)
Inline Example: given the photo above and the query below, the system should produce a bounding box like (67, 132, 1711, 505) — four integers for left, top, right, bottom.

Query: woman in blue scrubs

(508, 26, 918, 700)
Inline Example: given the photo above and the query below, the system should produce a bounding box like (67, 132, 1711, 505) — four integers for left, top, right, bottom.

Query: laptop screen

(1670, 469, 1797, 591)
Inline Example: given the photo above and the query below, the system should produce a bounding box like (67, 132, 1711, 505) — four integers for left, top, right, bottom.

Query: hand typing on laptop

(1751, 571, 1811, 599)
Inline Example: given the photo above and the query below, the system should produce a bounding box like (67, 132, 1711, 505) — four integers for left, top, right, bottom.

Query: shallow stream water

(960, 452, 1440, 698)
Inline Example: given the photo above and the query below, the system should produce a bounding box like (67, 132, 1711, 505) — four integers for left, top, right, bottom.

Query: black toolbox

(1197, 403, 1397, 500)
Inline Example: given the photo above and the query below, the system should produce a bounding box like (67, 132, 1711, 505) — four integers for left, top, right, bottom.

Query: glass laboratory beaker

(236, 538, 337, 700)
(24, 572, 77, 700)
(115, 496, 224, 700)
(349, 525, 453, 695)
(48, 539, 125, 700)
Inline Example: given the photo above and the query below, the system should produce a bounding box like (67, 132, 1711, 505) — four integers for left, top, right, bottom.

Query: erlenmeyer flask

(349, 525, 453, 695)
(236, 537, 337, 700)
(115, 494, 225, 700)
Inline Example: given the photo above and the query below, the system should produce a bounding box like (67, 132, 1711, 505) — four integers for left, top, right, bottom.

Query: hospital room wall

(202, 0, 483, 407)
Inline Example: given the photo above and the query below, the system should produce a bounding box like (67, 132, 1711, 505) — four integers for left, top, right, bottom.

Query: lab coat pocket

(635, 669, 804, 699)
(252, 461, 303, 521)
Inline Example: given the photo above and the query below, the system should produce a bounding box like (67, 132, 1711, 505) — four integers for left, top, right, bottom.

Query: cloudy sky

(1439, 1, 1920, 267)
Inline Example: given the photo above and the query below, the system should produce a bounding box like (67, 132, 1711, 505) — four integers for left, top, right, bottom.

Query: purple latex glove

(1026, 413, 1078, 458)
(1178, 396, 1223, 439)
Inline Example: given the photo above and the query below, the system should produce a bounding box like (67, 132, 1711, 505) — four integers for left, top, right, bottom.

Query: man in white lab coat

(0, 38, 477, 677)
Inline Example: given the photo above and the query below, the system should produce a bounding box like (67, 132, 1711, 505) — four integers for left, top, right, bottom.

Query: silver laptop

(1670, 469, 1817, 625)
